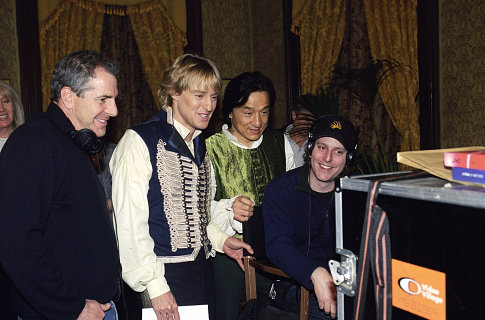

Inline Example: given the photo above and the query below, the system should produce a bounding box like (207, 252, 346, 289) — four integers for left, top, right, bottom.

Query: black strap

(370, 204, 391, 319)
(353, 171, 428, 320)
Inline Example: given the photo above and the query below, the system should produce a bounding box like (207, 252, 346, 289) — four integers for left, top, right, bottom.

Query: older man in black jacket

(0, 50, 121, 320)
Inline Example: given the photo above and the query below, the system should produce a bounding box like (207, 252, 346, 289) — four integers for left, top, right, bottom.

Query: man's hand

(311, 267, 337, 319)
(223, 237, 253, 271)
(77, 299, 111, 320)
(232, 196, 254, 222)
(151, 291, 180, 320)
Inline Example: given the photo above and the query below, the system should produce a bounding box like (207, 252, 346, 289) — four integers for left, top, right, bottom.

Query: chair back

(242, 205, 267, 260)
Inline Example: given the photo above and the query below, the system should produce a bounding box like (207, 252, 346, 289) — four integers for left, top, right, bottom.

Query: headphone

(70, 129, 104, 155)
(345, 143, 358, 165)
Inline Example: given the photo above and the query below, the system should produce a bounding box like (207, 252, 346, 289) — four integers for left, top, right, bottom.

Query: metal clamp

(329, 248, 357, 296)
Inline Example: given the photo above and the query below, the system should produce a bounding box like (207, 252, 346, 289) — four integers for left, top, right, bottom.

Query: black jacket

(0, 103, 120, 319)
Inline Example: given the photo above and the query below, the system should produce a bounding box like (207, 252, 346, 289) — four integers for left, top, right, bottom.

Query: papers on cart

(397, 146, 485, 187)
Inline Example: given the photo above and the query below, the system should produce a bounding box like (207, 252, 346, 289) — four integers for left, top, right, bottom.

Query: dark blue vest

(131, 110, 211, 261)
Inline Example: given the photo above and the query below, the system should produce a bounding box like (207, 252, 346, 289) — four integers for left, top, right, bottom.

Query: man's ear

(170, 91, 180, 102)
(59, 87, 75, 109)
(291, 111, 297, 121)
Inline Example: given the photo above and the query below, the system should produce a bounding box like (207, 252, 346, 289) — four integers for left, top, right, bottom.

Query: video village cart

(330, 171, 485, 319)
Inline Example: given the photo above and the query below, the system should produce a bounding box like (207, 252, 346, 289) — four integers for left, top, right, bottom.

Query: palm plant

(329, 58, 404, 174)
(288, 86, 341, 140)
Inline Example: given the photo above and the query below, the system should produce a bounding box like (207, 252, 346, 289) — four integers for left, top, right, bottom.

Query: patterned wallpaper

(202, 0, 252, 79)
(251, 0, 286, 129)
(201, 0, 287, 132)
(440, 0, 485, 147)
(0, 0, 21, 95)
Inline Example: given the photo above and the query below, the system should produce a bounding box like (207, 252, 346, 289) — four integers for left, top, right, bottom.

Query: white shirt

(0, 138, 7, 153)
(284, 124, 307, 171)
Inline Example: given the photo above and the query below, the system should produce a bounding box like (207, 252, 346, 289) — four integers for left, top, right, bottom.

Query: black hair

(50, 50, 119, 102)
(222, 71, 276, 127)
(293, 94, 317, 115)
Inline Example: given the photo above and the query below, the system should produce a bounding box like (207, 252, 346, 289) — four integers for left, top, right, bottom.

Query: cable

(306, 163, 312, 257)
(306, 162, 335, 258)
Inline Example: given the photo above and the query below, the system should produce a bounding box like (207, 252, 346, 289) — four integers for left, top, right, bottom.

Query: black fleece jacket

(0, 103, 120, 319)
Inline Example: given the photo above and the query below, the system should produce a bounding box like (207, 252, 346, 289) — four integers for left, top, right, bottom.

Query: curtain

(127, 1, 187, 110)
(100, 13, 157, 143)
(337, 1, 401, 169)
(291, 0, 346, 94)
(39, 0, 105, 110)
(363, 0, 420, 152)
(38, 0, 187, 141)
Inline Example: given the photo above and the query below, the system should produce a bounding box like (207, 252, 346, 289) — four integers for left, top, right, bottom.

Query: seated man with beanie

(263, 115, 358, 320)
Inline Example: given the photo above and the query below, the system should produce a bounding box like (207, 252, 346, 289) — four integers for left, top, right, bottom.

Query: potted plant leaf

(288, 86, 341, 142)
(329, 58, 404, 174)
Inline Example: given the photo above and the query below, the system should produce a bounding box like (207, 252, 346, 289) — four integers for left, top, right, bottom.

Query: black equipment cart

(330, 172, 485, 319)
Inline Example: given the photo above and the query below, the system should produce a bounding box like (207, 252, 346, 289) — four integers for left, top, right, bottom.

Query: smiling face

(66, 67, 118, 137)
(228, 91, 270, 147)
(309, 136, 348, 193)
(0, 93, 14, 138)
(171, 86, 218, 137)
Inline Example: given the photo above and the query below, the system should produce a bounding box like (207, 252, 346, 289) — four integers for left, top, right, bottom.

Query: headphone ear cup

(306, 141, 313, 156)
(70, 129, 104, 155)
(346, 152, 353, 164)
(346, 143, 357, 165)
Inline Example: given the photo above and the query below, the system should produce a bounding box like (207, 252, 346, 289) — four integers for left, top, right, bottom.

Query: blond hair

(158, 54, 221, 111)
